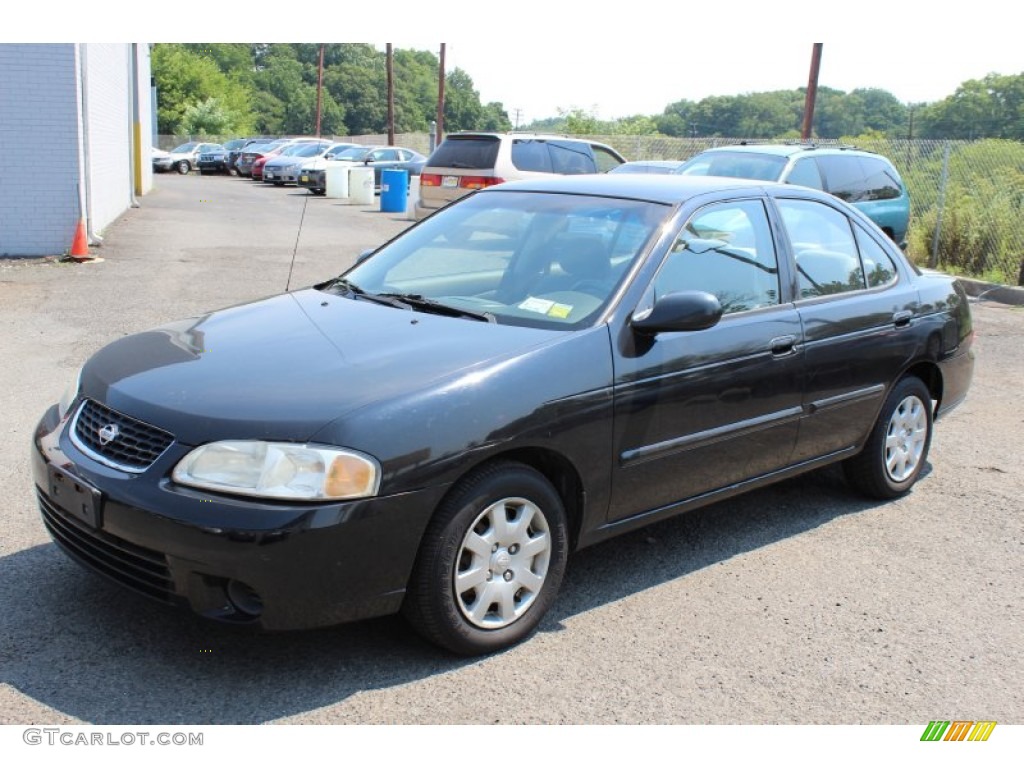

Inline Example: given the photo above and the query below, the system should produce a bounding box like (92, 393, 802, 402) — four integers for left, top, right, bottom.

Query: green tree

(444, 68, 483, 132)
(152, 44, 254, 134)
(919, 73, 1024, 139)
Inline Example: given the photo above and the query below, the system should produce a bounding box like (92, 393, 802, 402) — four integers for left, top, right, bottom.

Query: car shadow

(0, 464, 899, 724)
(546, 464, 903, 627)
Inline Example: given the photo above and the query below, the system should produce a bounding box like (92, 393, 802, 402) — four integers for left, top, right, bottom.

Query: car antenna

(285, 44, 327, 293)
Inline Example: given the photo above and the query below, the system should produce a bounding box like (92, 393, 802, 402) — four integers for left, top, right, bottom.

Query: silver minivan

(414, 132, 626, 219)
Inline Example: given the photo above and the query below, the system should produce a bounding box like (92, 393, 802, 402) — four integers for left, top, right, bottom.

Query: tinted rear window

(511, 139, 553, 172)
(819, 155, 903, 203)
(428, 136, 500, 169)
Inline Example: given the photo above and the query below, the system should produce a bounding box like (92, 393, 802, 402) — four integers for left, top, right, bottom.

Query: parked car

(261, 140, 335, 185)
(166, 141, 222, 175)
(291, 143, 361, 194)
(251, 147, 288, 181)
(297, 145, 427, 195)
(32, 175, 973, 655)
(609, 160, 686, 175)
(196, 144, 229, 174)
(415, 131, 626, 219)
(674, 143, 911, 248)
(151, 147, 173, 173)
(236, 141, 289, 177)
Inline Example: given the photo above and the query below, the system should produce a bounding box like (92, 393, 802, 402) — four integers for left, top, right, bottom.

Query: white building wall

(0, 43, 153, 257)
(81, 43, 133, 235)
(0, 44, 82, 257)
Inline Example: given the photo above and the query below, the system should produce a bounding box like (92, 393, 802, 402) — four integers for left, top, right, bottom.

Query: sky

(9, 0, 1023, 124)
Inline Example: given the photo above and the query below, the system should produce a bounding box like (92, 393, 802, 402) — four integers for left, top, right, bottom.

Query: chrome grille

(72, 399, 174, 472)
(38, 490, 174, 603)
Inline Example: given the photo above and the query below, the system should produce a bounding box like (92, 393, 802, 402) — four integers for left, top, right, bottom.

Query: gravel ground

(0, 173, 1020, 726)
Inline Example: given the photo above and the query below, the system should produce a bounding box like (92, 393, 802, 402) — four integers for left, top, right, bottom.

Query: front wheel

(844, 376, 933, 499)
(403, 462, 569, 655)
(175, 160, 190, 174)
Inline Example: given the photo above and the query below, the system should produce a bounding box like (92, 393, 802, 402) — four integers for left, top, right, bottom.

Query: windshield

(333, 147, 374, 161)
(291, 143, 327, 157)
(675, 151, 788, 182)
(338, 191, 668, 329)
(171, 142, 198, 153)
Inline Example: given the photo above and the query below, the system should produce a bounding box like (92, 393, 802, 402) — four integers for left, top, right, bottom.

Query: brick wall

(0, 43, 150, 258)
(0, 44, 83, 257)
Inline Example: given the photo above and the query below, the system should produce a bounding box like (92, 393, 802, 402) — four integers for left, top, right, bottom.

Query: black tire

(175, 160, 190, 175)
(844, 376, 933, 499)
(402, 461, 569, 655)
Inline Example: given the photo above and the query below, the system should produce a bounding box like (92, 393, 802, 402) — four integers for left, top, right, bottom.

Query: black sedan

(32, 175, 974, 655)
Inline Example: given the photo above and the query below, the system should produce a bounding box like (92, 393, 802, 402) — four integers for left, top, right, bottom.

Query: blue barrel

(380, 169, 409, 213)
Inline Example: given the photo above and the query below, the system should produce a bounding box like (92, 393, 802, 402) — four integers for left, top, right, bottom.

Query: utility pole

(801, 43, 823, 141)
(436, 43, 446, 147)
(512, 108, 522, 130)
(386, 43, 395, 146)
(314, 43, 324, 136)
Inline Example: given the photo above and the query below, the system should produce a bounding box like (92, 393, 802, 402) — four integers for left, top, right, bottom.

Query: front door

(609, 198, 804, 522)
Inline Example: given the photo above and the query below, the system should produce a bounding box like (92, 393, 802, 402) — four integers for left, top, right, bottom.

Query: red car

(251, 147, 286, 181)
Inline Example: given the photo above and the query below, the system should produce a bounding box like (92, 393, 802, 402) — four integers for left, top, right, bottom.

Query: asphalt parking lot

(1, 173, 1021, 725)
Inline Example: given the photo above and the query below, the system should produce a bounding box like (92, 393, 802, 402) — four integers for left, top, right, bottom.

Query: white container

(349, 167, 375, 205)
(325, 163, 350, 199)
(406, 176, 421, 221)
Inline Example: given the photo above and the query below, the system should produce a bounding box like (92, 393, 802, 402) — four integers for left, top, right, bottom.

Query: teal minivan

(675, 144, 911, 248)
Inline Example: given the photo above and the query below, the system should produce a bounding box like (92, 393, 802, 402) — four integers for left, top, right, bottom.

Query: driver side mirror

(630, 291, 723, 335)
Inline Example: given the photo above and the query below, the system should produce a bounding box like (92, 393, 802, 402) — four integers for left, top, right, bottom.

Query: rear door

(771, 193, 920, 463)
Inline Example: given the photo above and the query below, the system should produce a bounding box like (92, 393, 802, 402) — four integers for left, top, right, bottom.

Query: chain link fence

(577, 135, 1024, 286)
(157, 133, 1024, 286)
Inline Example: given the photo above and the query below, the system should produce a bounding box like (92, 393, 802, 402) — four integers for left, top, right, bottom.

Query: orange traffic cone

(69, 219, 91, 261)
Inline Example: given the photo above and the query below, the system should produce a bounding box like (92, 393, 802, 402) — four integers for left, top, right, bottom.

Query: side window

(372, 149, 399, 162)
(549, 142, 595, 174)
(858, 157, 903, 201)
(778, 198, 865, 298)
(818, 155, 870, 202)
(511, 140, 553, 172)
(785, 158, 824, 190)
(855, 225, 899, 287)
(592, 146, 624, 173)
(653, 199, 780, 315)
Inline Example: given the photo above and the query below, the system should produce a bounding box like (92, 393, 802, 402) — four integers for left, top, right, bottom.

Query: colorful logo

(920, 721, 996, 741)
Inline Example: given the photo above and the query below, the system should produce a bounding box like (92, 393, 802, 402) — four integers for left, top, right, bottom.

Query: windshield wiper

(378, 293, 496, 323)
(321, 278, 414, 309)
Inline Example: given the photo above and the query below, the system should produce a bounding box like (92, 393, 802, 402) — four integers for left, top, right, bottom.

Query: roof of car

(483, 173, 780, 205)
(444, 131, 619, 146)
(696, 143, 877, 158)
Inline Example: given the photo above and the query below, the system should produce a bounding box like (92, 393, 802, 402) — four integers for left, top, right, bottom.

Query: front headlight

(172, 441, 381, 501)
(58, 369, 81, 420)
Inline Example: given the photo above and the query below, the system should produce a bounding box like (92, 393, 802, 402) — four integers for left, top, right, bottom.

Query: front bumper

(32, 403, 446, 630)
(297, 172, 326, 192)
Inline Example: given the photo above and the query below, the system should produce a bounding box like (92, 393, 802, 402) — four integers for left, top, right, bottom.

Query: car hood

(80, 288, 561, 446)
(265, 156, 303, 168)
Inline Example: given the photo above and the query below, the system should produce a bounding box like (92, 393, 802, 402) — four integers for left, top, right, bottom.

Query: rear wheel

(844, 376, 933, 499)
(175, 160, 190, 175)
(403, 462, 568, 655)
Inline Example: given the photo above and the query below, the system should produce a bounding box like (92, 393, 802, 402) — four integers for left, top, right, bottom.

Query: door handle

(893, 310, 913, 328)
(770, 335, 797, 355)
